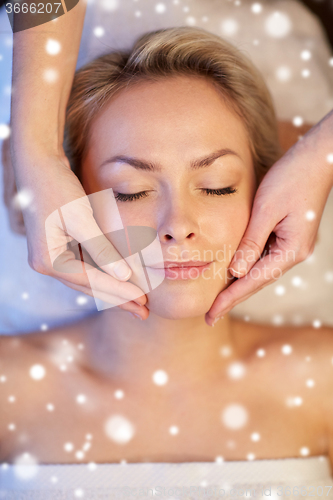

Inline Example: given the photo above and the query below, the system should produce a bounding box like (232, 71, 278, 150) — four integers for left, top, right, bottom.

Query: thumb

(229, 202, 277, 278)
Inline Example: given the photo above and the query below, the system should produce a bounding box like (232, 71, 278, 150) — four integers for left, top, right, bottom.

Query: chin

(145, 281, 224, 320)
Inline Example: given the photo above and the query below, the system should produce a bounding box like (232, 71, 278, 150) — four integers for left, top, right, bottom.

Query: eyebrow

(99, 148, 241, 172)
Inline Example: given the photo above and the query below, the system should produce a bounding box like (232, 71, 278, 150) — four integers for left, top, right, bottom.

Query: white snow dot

(329, 58, 333, 67)
(286, 395, 302, 407)
(87, 462, 97, 471)
(326, 153, 333, 164)
(114, 389, 124, 399)
(29, 364, 46, 380)
(324, 271, 333, 283)
(264, 11, 292, 38)
(292, 116, 304, 127)
(312, 319, 321, 329)
(76, 394, 87, 404)
(272, 314, 284, 325)
(40, 323, 48, 331)
(0, 375, 7, 383)
(13, 189, 33, 210)
(251, 3, 262, 14)
(86, 434, 93, 440)
(76, 295, 88, 306)
(291, 276, 303, 287)
(0, 123, 10, 139)
(60, 364, 67, 371)
(220, 345, 232, 357)
(100, 0, 118, 11)
(244, 315, 250, 322)
(83, 442, 91, 452)
(306, 379, 315, 388)
(227, 361, 246, 379)
(50, 476, 58, 483)
(300, 446, 310, 456)
(74, 488, 85, 498)
(275, 285, 285, 296)
(104, 415, 135, 444)
(281, 344, 292, 355)
(305, 210, 316, 221)
(221, 18, 239, 36)
(247, 453, 256, 460)
(152, 369, 168, 386)
(276, 65, 292, 82)
(93, 26, 105, 38)
(306, 356, 312, 362)
(43, 68, 59, 84)
(185, 16, 196, 26)
(46, 403, 54, 411)
(13, 453, 39, 480)
(256, 348, 265, 357)
(64, 442, 74, 452)
(21, 292, 29, 300)
(215, 455, 224, 463)
(294, 396, 303, 406)
(45, 39, 61, 55)
(134, 10, 141, 17)
(301, 69, 310, 78)
(169, 425, 179, 435)
(222, 403, 248, 429)
(183, 6, 189, 12)
(251, 432, 260, 442)
(8, 395, 16, 403)
(75, 451, 85, 460)
(253, 39, 259, 46)
(155, 3, 166, 13)
(301, 50, 311, 61)
(8, 423, 16, 431)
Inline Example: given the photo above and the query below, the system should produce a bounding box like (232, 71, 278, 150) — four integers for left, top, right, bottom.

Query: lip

(146, 261, 213, 280)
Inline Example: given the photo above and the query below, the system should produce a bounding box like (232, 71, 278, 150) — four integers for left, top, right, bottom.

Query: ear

(1, 134, 26, 236)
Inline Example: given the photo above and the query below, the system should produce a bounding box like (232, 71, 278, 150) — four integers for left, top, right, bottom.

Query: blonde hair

(64, 27, 282, 183)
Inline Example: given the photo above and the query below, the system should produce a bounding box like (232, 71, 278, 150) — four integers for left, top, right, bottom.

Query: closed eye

(114, 186, 238, 202)
(202, 187, 238, 196)
(114, 191, 149, 202)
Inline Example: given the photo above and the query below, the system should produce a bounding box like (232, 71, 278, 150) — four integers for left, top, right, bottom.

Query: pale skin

(1, 76, 333, 470)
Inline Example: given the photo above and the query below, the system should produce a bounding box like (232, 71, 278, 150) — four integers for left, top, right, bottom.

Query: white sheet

(0, 456, 332, 499)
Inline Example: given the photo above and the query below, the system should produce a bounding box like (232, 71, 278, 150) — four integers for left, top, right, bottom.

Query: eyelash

(114, 187, 238, 202)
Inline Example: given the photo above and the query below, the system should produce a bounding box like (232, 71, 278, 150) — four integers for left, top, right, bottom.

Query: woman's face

(82, 75, 257, 319)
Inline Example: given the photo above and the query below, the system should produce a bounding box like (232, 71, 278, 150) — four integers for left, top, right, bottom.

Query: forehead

(86, 75, 252, 165)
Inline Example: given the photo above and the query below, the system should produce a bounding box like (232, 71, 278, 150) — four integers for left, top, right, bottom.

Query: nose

(158, 199, 200, 244)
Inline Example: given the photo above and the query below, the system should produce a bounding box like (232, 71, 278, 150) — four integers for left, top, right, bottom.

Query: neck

(81, 310, 239, 391)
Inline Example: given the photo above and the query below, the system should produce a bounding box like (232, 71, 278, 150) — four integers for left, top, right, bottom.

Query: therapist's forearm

(283, 108, 333, 189)
(10, 0, 87, 173)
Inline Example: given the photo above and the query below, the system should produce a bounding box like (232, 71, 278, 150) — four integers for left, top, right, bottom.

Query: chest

(8, 361, 326, 464)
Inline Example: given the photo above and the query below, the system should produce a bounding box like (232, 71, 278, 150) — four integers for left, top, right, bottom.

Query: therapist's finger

(56, 277, 149, 318)
(205, 247, 299, 326)
(46, 195, 133, 281)
(228, 197, 281, 278)
(52, 249, 147, 306)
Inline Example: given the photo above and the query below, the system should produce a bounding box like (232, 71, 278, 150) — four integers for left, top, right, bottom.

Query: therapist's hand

(206, 116, 333, 326)
(2, 138, 149, 319)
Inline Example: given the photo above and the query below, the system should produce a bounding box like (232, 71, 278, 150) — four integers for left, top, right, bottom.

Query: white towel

(0, 456, 332, 499)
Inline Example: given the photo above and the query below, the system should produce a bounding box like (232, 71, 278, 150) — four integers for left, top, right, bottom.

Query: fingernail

(113, 261, 131, 280)
(211, 315, 224, 327)
(130, 313, 142, 320)
(230, 259, 247, 275)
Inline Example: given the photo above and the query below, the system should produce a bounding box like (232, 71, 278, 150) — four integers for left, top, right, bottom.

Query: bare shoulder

(232, 317, 333, 389)
(0, 318, 92, 461)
